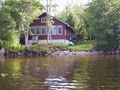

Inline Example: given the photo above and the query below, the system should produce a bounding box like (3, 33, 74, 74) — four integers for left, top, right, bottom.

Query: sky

(40, 0, 91, 13)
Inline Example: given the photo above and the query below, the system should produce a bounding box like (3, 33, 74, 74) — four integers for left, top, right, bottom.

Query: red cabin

(28, 12, 74, 45)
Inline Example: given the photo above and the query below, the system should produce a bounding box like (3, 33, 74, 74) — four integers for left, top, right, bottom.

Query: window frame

(41, 26, 46, 35)
(30, 26, 36, 35)
(35, 26, 41, 35)
(41, 18, 46, 23)
(57, 25, 63, 35)
(52, 26, 57, 35)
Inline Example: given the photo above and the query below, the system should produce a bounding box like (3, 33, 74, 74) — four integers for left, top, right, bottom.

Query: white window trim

(41, 18, 46, 23)
(57, 25, 63, 35)
(52, 26, 57, 35)
(30, 26, 36, 35)
(41, 26, 46, 35)
(35, 26, 40, 35)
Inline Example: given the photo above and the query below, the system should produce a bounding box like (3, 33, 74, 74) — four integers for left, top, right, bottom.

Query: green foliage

(0, 40, 3, 49)
(69, 41, 92, 51)
(0, 0, 44, 49)
(85, 0, 120, 52)
(28, 44, 48, 53)
(3, 0, 44, 46)
(57, 4, 88, 40)
(4, 0, 43, 27)
(28, 43, 68, 53)
(0, 8, 18, 48)
(6, 45, 26, 53)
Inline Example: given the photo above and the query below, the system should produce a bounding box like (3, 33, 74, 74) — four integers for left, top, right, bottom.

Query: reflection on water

(45, 56, 78, 90)
(0, 55, 120, 90)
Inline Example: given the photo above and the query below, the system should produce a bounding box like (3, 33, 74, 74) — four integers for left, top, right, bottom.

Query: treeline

(57, 0, 120, 52)
(0, 0, 120, 53)
(0, 0, 43, 49)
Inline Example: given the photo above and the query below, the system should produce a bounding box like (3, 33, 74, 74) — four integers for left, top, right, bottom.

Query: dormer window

(41, 18, 46, 23)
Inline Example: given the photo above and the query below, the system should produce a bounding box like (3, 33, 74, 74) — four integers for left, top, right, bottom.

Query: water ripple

(45, 76, 79, 90)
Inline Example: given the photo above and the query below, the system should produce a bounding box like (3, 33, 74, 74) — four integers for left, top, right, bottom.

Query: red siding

(29, 35, 66, 40)
(29, 13, 73, 41)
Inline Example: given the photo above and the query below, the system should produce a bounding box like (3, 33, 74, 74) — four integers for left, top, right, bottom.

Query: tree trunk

(25, 33, 28, 47)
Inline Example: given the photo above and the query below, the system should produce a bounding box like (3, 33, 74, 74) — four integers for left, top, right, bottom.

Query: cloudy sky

(41, 0, 91, 13)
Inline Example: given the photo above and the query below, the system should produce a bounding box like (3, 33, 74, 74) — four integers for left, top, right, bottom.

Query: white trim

(35, 26, 40, 35)
(30, 25, 64, 36)
(30, 26, 36, 35)
(52, 26, 57, 35)
(41, 26, 46, 35)
(57, 25, 63, 35)
(41, 18, 46, 23)
(28, 39, 70, 46)
(51, 25, 63, 35)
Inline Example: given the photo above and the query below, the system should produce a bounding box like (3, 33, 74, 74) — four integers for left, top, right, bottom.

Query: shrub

(28, 43, 68, 53)
(6, 44, 26, 53)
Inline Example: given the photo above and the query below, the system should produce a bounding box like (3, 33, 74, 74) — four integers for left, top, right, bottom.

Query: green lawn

(68, 41, 93, 51)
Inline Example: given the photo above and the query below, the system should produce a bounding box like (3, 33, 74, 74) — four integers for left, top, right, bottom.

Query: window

(52, 26, 57, 35)
(51, 25, 63, 35)
(57, 25, 63, 35)
(41, 18, 46, 23)
(41, 26, 46, 35)
(30, 26, 41, 35)
(36, 26, 40, 35)
(30, 26, 35, 35)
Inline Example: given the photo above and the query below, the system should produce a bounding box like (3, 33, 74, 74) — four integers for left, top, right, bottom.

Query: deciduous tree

(3, 0, 44, 46)
(57, 4, 88, 41)
(0, 8, 18, 48)
(86, 0, 120, 52)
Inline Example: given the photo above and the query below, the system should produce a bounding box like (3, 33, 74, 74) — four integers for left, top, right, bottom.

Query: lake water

(0, 55, 120, 90)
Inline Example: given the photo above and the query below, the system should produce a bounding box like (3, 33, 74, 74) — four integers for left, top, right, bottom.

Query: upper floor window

(41, 18, 46, 23)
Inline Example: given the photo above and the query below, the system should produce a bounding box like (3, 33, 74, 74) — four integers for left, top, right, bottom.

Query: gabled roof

(38, 12, 74, 32)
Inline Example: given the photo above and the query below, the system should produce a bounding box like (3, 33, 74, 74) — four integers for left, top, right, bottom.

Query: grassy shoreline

(68, 41, 93, 51)
(1, 41, 93, 56)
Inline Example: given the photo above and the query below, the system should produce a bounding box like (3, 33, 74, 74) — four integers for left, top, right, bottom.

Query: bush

(4, 43, 68, 56)
(6, 44, 26, 53)
(28, 43, 68, 53)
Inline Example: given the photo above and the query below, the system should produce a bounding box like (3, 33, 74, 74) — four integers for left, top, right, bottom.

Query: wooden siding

(29, 12, 73, 41)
